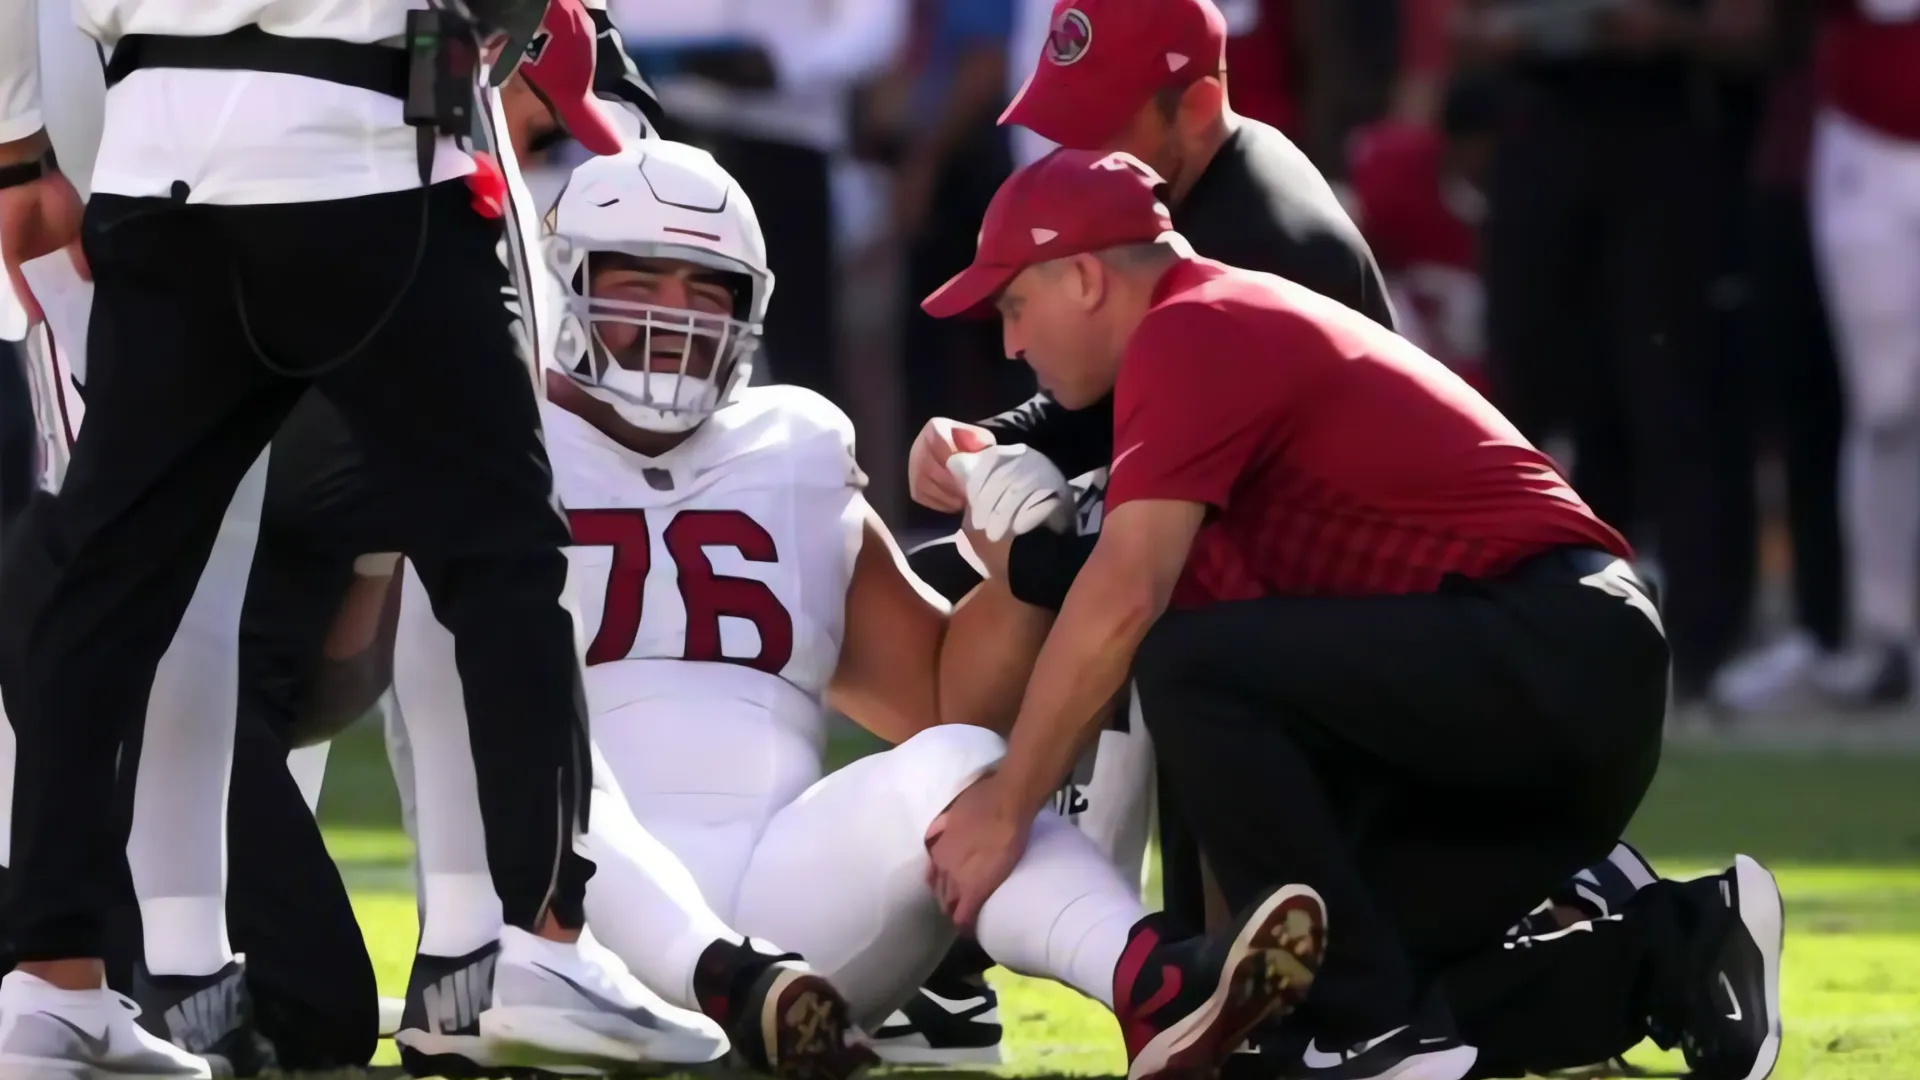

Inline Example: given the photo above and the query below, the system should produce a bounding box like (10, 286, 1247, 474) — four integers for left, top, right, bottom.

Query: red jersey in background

(1219, 0, 1300, 136)
(1817, 0, 1920, 141)
(1346, 121, 1486, 392)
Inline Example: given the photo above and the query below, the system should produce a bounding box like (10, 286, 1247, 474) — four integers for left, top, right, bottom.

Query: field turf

(312, 723, 1920, 1079)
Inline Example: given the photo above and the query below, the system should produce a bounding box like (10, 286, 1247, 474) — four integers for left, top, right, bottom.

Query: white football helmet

(546, 139, 773, 432)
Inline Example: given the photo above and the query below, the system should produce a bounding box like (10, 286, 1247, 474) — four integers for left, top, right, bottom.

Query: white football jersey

(543, 383, 866, 753)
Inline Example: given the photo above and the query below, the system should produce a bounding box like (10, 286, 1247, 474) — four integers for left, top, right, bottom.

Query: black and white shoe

(870, 973, 1003, 1066)
(132, 958, 276, 1077)
(1287, 1024, 1477, 1080)
(1511, 843, 1659, 939)
(1658, 856, 1783, 1080)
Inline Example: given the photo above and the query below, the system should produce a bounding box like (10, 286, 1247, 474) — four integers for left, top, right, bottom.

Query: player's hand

(0, 140, 88, 325)
(909, 418, 996, 514)
(947, 444, 1073, 543)
(926, 774, 1031, 932)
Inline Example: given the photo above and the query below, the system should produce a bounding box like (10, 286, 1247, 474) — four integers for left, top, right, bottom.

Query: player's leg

(121, 450, 279, 1074)
(587, 693, 875, 1080)
(732, 725, 1325, 1080)
(388, 564, 727, 1076)
(1810, 107, 1920, 701)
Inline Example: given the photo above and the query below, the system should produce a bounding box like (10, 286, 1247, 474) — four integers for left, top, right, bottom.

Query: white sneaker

(480, 926, 729, 1073)
(0, 971, 216, 1079)
(1710, 632, 1822, 714)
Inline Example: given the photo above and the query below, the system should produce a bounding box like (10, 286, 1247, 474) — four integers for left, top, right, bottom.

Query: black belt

(104, 26, 408, 98)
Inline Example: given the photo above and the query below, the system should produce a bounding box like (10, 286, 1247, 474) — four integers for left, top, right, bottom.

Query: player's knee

(877, 724, 1007, 827)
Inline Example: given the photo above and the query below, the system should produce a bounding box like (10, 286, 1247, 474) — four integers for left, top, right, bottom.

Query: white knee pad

(730, 725, 1006, 1027)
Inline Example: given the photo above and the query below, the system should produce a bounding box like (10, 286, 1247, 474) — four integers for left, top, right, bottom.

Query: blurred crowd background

(3, 0, 1909, 723)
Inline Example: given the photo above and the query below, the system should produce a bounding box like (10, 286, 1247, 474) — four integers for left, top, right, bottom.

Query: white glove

(947, 445, 1075, 542)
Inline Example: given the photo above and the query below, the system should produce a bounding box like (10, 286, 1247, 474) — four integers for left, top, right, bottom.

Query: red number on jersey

(567, 508, 795, 673)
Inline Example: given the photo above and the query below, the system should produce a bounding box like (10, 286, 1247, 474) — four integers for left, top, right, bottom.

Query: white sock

(128, 451, 267, 977)
(139, 897, 234, 978)
(393, 566, 503, 958)
(975, 811, 1146, 1008)
(286, 743, 331, 816)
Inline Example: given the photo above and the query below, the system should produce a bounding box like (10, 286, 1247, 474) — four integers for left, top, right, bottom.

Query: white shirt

(2, 0, 475, 205)
(615, 0, 906, 154)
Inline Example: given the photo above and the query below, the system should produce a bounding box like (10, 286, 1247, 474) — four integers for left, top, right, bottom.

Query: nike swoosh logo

(1718, 972, 1743, 1022)
(920, 990, 990, 1016)
(46, 1014, 111, 1057)
(1300, 1026, 1409, 1068)
(1110, 442, 1145, 474)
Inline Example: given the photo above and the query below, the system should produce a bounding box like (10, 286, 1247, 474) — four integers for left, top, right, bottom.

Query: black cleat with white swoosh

(1655, 856, 1783, 1080)
(870, 965, 1003, 1066)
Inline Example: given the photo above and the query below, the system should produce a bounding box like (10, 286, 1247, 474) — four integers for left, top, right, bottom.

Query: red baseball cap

(1001, 0, 1228, 150)
(922, 149, 1177, 320)
(517, 0, 624, 156)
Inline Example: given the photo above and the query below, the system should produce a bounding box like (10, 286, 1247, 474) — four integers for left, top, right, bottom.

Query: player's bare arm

(936, 576, 1052, 735)
(827, 504, 953, 744)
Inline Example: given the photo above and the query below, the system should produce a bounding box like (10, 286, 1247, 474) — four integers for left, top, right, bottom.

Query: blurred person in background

(1807, 0, 1920, 705)
(1454, 0, 1767, 700)
(618, 0, 909, 406)
(1710, 0, 1852, 714)
(1346, 74, 1503, 395)
(884, 0, 1034, 526)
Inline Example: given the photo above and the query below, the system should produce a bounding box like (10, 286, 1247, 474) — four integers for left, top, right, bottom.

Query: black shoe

(694, 937, 877, 1080)
(1115, 884, 1326, 1080)
(393, 941, 499, 1079)
(870, 967, 1003, 1066)
(132, 958, 277, 1077)
(1653, 856, 1783, 1080)
(1511, 843, 1660, 939)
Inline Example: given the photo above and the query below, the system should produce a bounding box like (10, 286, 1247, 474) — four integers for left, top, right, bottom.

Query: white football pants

(1811, 107, 1920, 644)
(394, 567, 1149, 1027)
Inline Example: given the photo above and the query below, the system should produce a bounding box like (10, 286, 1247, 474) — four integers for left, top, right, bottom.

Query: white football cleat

(0, 970, 218, 1079)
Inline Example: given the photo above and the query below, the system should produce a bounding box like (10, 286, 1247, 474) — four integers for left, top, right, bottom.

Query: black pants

(1132, 551, 1669, 1052)
(6, 183, 592, 959)
(694, 133, 837, 404)
(0, 345, 33, 538)
(0, 488, 378, 1068)
(1747, 187, 1847, 648)
(1482, 92, 1731, 689)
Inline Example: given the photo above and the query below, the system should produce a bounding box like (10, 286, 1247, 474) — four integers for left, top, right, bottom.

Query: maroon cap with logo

(922, 149, 1177, 320)
(1001, 0, 1229, 150)
(517, 0, 624, 156)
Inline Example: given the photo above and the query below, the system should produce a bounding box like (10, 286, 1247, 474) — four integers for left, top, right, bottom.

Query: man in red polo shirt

(921, 148, 1786, 1080)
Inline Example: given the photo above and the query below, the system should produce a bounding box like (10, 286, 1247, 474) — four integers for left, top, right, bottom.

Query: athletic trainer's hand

(926, 774, 1030, 932)
(0, 139, 88, 325)
(909, 418, 995, 514)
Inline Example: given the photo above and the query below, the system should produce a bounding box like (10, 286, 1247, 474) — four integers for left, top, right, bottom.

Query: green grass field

(314, 723, 1920, 1079)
